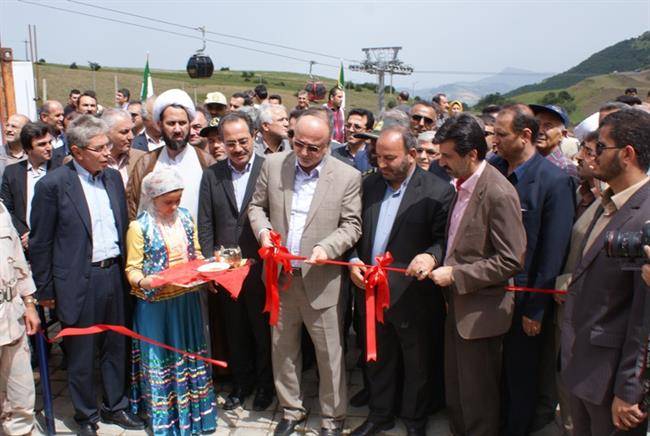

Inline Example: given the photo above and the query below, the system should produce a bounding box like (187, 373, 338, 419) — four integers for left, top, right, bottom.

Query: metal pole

(36, 331, 56, 435)
(377, 71, 385, 113)
(42, 78, 47, 101)
(33, 24, 38, 62)
(27, 25, 34, 62)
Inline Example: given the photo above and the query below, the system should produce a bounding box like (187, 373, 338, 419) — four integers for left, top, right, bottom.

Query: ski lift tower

(349, 47, 413, 112)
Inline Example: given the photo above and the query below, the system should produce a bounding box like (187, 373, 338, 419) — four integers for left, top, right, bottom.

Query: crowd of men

(1, 80, 650, 436)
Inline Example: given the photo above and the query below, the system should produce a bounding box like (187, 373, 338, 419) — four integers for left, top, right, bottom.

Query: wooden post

(42, 78, 47, 101)
(1, 48, 17, 122)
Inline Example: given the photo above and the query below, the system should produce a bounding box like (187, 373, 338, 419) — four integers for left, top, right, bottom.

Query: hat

(199, 116, 220, 137)
(153, 89, 196, 123)
(353, 128, 381, 141)
(204, 91, 227, 106)
(529, 104, 570, 127)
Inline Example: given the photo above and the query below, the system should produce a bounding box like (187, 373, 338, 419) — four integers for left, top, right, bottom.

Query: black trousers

(217, 264, 273, 390)
(359, 288, 445, 427)
(502, 311, 551, 436)
(62, 263, 128, 424)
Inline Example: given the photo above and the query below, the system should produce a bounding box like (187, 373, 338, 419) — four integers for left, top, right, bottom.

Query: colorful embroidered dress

(126, 207, 216, 435)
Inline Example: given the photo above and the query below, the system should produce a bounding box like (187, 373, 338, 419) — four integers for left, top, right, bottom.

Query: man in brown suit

(430, 114, 526, 436)
(561, 109, 650, 435)
(248, 109, 362, 436)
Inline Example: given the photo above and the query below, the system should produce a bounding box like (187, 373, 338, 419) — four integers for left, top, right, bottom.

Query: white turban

(152, 89, 196, 123)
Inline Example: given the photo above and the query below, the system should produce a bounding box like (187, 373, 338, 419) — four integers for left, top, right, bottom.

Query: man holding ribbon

(248, 108, 362, 436)
(347, 125, 453, 436)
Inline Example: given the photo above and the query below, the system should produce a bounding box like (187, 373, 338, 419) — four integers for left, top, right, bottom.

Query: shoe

(320, 428, 342, 436)
(252, 387, 275, 411)
(405, 424, 426, 436)
(223, 386, 253, 410)
(100, 409, 146, 430)
(349, 388, 369, 408)
(77, 422, 98, 436)
(350, 419, 395, 436)
(274, 417, 305, 436)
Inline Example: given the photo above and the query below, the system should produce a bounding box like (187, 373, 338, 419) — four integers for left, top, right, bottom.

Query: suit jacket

(29, 161, 129, 325)
(131, 133, 149, 152)
(561, 181, 650, 406)
(445, 162, 526, 340)
(0, 150, 65, 235)
(197, 155, 264, 260)
(428, 160, 452, 183)
(126, 145, 215, 220)
(248, 151, 362, 310)
(490, 153, 576, 321)
(352, 166, 453, 318)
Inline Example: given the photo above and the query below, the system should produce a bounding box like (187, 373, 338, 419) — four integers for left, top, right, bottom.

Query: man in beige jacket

(248, 109, 362, 436)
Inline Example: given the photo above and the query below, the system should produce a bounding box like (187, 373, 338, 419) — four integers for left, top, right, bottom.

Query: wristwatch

(23, 296, 38, 306)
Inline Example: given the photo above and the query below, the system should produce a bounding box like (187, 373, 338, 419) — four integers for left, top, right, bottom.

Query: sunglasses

(293, 139, 323, 153)
(411, 114, 435, 125)
(595, 140, 619, 156)
(345, 122, 365, 131)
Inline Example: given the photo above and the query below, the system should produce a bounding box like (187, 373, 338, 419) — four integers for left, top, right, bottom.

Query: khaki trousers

(272, 274, 346, 429)
(0, 333, 35, 435)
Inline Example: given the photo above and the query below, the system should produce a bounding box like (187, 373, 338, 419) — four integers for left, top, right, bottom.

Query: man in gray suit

(248, 108, 362, 436)
(561, 108, 650, 435)
(430, 114, 526, 436)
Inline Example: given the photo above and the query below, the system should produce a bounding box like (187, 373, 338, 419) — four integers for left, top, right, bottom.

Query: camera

(605, 220, 650, 269)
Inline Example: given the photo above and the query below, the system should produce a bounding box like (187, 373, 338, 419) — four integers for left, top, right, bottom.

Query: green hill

(33, 63, 382, 112)
(508, 31, 650, 96)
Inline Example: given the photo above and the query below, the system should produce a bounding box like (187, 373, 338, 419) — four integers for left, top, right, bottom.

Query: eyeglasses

(224, 138, 250, 147)
(85, 143, 113, 153)
(345, 122, 365, 131)
(416, 147, 438, 156)
(411, 114, 435, 125)
(578, 142, 597, 158)
(293, 139, 323, 153)
(595, 141, 619, 156)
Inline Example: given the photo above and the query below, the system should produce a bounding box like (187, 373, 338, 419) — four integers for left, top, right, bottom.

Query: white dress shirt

(286, 159, 325, 266)
(25, 161, 48, 228)
(228, 153, 255, 212)
(154, 145, 203, 220)
(73, 161, 120, 262)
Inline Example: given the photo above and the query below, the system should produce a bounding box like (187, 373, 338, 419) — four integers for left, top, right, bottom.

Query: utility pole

(349, 47, 413, 112)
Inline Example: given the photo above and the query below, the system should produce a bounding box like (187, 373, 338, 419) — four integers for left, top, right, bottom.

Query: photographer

(561, 108, 650, 435)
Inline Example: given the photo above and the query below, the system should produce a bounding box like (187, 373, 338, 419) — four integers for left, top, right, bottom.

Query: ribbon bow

(363, 252, 393, 362)
(258, 231, 293, 326)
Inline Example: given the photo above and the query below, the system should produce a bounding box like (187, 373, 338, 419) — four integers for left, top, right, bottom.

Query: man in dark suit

(197, 112, 274, 412)
(1, 122, 65, 247)
(29, 115, 145, 436)
(348, 126, 453, 436)
(490, 104, 576, 436)
(562, 109, 650, 435)
(430, 114, 526, 436)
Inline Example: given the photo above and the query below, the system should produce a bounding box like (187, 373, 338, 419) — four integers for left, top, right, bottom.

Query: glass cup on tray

(219, 245, 242, 268)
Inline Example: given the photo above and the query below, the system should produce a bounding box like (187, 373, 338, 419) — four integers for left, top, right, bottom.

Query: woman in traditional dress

(125, 168, 216, 435)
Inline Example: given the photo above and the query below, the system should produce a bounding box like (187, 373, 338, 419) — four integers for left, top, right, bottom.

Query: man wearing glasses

(409, 102, 437, 136)
(29, 115, 145, 436)
(249, 108, 362, 436)
(332, 108, 375, 167)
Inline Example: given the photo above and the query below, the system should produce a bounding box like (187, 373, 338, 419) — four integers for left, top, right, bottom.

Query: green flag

(337, 60, 345, 88)
(140, 56, 154, 100)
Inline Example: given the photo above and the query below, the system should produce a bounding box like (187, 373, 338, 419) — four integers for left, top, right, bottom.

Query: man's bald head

(4, 114, 30, 145)
(293, 114, 331, 171)
(40, 100, 65, 134)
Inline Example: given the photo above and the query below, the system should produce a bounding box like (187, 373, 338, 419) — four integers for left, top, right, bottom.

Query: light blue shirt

(228, 153, 255, 212)
(73, 161, 120, 262)
(286, 159, 325, 266)
(370, 170, 413, 264)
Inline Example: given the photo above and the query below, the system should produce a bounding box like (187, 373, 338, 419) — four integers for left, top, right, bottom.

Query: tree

(473, 92, 509, 110)
(69, 62, 78, 69)
(538, 91, 576, 114)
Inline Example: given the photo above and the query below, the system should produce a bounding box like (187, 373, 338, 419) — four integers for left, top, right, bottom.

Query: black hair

(348, 108, 375, 130)
(624, 87, 638, 95)
(434, 113, 487, 160)
(254, 85, 268, 99)
(328, 86, 343, 99)
(69, 89, 81, 96)
(500, 104, 539, 143)
(218, 111, 254, 140)
(117, 88, 130, 100)
(431, 93, 447, 104)
(600, 108, 650, 172)
(289, 108, 305, 120)
(269, 94, 282, 103)
(82, 90, 96, 99)
(398, 91, 409, 101)
(20, 121, 51, 151)
(615, 95, 643, 106)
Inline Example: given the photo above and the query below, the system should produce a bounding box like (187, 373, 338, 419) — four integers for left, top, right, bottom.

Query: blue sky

(1, 0, 649, 90)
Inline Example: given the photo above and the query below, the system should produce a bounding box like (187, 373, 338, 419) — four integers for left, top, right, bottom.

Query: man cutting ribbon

(248, 108, 362, 436)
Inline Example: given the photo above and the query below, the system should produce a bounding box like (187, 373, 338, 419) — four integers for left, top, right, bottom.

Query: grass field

(509, 69, 650, 123)
(34, 63, 384, 113)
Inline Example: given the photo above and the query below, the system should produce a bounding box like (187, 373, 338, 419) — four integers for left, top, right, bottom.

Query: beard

(595, 153, 623, 183)
(163, 131, 189, 151)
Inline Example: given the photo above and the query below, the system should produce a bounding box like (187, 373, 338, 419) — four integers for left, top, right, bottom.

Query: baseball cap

(199, 117, 220, 137)
(529, 104, 570, 127)
(204, 92, 227, 106)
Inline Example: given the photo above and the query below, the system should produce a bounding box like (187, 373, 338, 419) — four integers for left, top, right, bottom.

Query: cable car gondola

(187, 26, 214, 79)
(303, 61, 327, 101)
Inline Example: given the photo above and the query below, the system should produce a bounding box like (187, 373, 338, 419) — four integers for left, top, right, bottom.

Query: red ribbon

(258, 231, 294, 326)
(505, 286, 567, 295)
(48, 324, 228, 368)
(363, 252, 393, 362)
